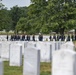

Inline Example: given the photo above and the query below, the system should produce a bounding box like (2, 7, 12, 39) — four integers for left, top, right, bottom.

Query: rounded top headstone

(61, 41, 75, 50)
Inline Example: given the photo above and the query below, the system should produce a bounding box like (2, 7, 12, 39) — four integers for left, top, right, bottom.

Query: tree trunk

(60, 28, 64, 35)
(75, 29, 76, 35)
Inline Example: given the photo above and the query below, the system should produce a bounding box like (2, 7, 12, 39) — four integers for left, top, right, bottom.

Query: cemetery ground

(4, 61, 51, 75)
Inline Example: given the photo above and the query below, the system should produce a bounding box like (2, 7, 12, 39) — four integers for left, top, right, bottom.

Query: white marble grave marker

(0, 59, 3, 75)
(23, 47, 40, 75)
(15, 41, 26, 55)
(36, 42, 51, 62)
(1, 41, 10, 61)
(27, 41, 36, 47)
(52, 49, 76, 75)
(9, 44, 22, 66)
(60, 41, 75, 50)
(0, 42, 2, 57)
(55, 42, 58, 50)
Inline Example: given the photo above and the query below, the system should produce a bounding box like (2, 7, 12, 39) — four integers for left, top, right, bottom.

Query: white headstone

(0, 59, 3, 75)
(36, 42, 51, 62)
(60, 41, 75, 50)
(24, 41, 28, 48)
(10, 41, 27, 55)
(52, 49, 76, 75)
(27, 41, 36, 47)
(1, 41, 10, 61)
(58, 41, 61, 50)
(23, 47, 40, 75)
(9, 44, 22, 66)
(0, 42, 2, 57)
(15, 41, 26, 55)
(47, 41, 57, 61)
(55, 42, 58, 50)
(51, 41, 56, 53)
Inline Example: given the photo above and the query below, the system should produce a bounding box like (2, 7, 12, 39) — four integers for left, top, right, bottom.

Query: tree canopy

(0, 0, 76, 34)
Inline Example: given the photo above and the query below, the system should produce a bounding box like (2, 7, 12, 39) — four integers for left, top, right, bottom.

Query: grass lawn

(4, 61, 51, 75)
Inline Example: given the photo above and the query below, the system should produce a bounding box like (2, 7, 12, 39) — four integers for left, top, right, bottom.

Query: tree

(16, 17, 31, 33)
(0, 2, 12, 32)
(27, 0, 49, 34)
(10, 6, 28, 30)
(47, 0, 76, 35)
(2, 0, 75, 34)
(10, 5, 21, 30)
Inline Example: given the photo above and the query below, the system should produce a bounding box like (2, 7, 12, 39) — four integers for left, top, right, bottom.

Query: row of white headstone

(0, 41, 64, 62)
(52, 41, 76, 75)
(0, 41, 75, 75)
(24, 41, 76, 75)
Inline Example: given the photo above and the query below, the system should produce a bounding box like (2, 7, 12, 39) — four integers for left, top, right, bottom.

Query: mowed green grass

(4, 61, 51, 75)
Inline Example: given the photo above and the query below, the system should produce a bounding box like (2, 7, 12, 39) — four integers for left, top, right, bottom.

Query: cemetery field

(40, 62, 51, 75)
(4, 61, 51, 75)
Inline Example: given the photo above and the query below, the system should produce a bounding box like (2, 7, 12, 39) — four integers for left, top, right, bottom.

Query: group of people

(49, 34, 76, 41)
(7, 34, 33, 41)
(6, 34, 43, 41)
(6, 34, 76, 41)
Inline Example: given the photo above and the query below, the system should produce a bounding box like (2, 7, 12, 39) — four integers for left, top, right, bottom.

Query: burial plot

(52, 49, 76, 75)
(1, 41, 10, 61)
(9, 44, 22, 66)
(23, 47, 40, 75)
(0, 59, 3, 75)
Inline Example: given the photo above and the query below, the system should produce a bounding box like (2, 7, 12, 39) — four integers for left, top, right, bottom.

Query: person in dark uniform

(17, 35, 20, 41)
(26, 35, 30, 41)
(6, 34, 9, 41)
(28, 35, 30, 41)
(53, 34, 56, 41)
(10, 35, 14, 41)
(61, 35, 65, 41)
(13, 34, 16, 41)
(32, 35, 35, 41)
(71, 34, 74, 41)
(49, 35, 52, 41)
(16, 35, 18, 41)
(75, 34, 76, 41)
(57, 34, 60, 41)
(38, 34, 43, 41)
(22, 34, 25, 41)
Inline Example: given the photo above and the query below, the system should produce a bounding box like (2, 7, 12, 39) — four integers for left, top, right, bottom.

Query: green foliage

(46, 0, 76, 34)
(0, 0, 76, 34)
(0, 7, 12, 31)
(40, 24, 49, 34)
(10, 5, 28, 30)
(16, 17, 29, 33)
(10, 5, 22, 30)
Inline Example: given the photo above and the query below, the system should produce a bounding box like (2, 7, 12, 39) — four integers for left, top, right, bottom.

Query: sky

(1, 0, 31, 10)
